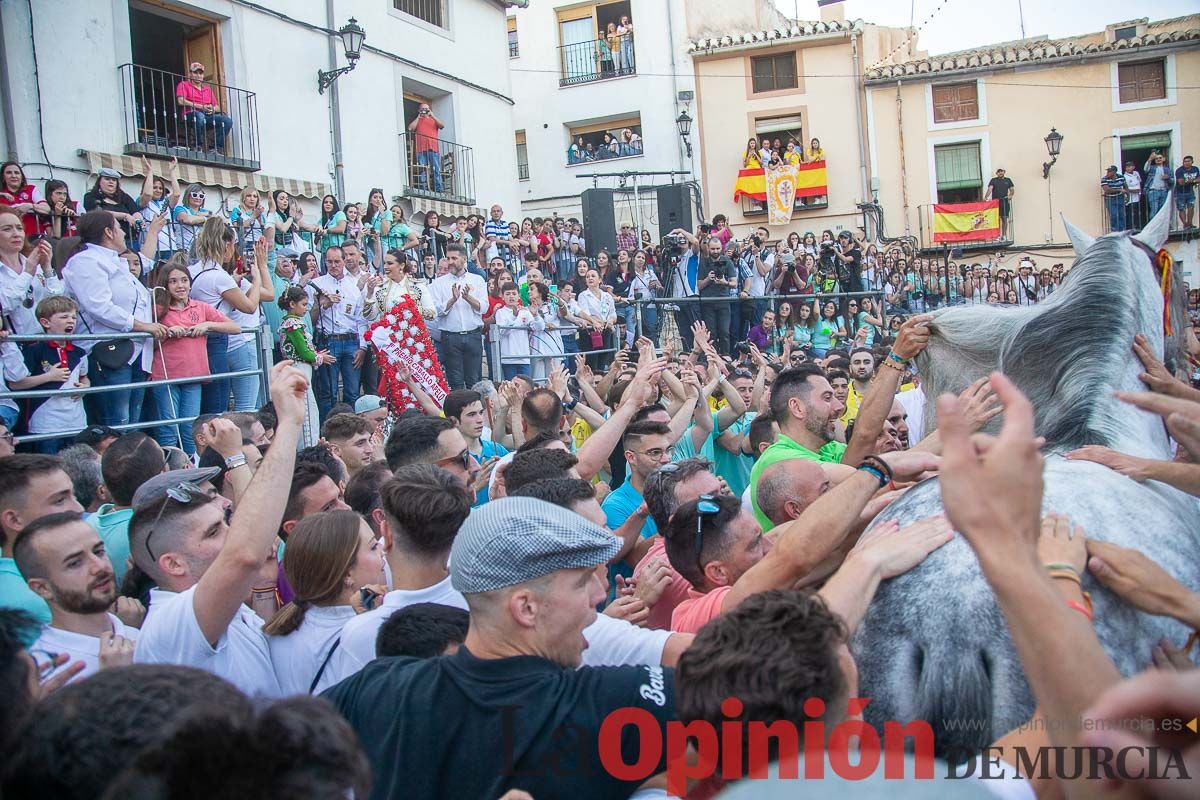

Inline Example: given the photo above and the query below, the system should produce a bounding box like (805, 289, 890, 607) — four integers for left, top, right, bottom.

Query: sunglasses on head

(143, 481, 221, 562)
(693, 494, 721, 573)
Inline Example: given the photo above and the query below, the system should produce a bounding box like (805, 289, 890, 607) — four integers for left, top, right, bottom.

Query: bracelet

(1066, 600, 1093, 622)
(858, 463, 887, 488)
(879, 359, 907, 374)
(860, 454, 894, 485)
(1047, 569, 1082, 586)
(1043, 561, 1079, 574)
(251, 586, 277, 596)
(224, 453, 248, 470)
(887, 351, 909, 365)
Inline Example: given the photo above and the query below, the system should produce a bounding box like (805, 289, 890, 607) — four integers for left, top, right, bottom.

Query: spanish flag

(733, 160, 828, 202)
(932, 200, 1001, 243)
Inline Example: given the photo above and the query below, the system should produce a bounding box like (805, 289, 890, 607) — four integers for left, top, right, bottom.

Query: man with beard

(887, 397, 911, 449)
(748, 364, 847, 531)
(15, 511, 137, 682)
(840, 348, 875, 424)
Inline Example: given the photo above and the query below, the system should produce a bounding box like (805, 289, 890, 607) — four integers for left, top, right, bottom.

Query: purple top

(748, 324, 772, 350)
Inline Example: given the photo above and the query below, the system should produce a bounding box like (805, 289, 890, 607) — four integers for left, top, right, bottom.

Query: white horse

(853, 199, 1200, 757)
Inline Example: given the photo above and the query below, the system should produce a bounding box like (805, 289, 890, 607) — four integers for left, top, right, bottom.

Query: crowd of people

(1101, 151, 1199, 233)
(0, 156, 1198, 797)
(0, 303, 1196, 798)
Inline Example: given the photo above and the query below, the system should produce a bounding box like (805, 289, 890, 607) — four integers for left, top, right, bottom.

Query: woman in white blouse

(576, 268, 615, 370)
(628, 249, 661, 342)
(62, 211, 167, 427)
(364, 248, 434, 321)
(0, 209, 62, 335)
(526, 281, 562, 382)
(264, 510, 386, 695)
(188, 217, 270, 414)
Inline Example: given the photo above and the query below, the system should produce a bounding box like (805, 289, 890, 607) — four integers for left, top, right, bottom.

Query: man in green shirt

(750, 363, 848, 530)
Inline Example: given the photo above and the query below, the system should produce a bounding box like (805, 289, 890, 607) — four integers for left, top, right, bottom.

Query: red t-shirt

(535, 231, 553, 263)
(176, 80, 216, 113)
(151, 300, 229, 380)
(0, 184, 42, 236)
(412, 115, 440, 153)
(670, 585, 732, 634)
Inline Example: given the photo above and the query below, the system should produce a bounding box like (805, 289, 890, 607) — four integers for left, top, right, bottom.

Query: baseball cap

(97, 167, 122, 179)
(73, 425, 120, 447)
(132, 467, 222, 510)
(450, 498, 620, 594)
(354, 395, 385, 414)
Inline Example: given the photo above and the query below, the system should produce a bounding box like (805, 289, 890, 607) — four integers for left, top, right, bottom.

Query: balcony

(917, 201, 1014, 251)
(1100, 194, 1191, 236)
(567, 137, 644, 166)
(118, 63, 260, 171)
(741, 193, 829, 217)
(403, 132, 476, 205)
(518, 162, 530, 180)
(558, 34, 635, 87)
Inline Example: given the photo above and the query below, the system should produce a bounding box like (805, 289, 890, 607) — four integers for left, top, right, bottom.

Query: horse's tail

(911, 642, 995, 759)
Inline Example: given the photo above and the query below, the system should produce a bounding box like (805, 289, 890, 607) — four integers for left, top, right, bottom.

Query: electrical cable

(25, 0, 53, 178)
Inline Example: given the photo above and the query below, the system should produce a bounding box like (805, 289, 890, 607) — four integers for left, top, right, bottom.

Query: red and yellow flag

(932, 200, 1000, 243)
(733, 160, 828, 202)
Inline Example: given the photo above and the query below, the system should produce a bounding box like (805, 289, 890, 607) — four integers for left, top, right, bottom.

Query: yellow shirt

(571, 417, 592, 450)
(784, 151, 801, 166)
(807, 147, 825, 161)
(839, 382, 865, 424)
(744, 154, 762, 169)
(707, 395, 728, 413)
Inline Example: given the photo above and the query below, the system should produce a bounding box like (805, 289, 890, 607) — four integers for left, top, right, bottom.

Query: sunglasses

(693, 494, 721, 573)
(189, 191, 206, 199)
(144, 481, 221, 562)
(437, 448, 473, 472)
(732, 369, 754, 380)
(636, 446, 676, 461)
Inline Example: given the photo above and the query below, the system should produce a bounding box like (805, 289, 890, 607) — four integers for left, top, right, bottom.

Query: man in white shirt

(327, 463, 473, 683)
(310, 246, 367, 420)
(425, 243, 487, 390)
(131, 361, 307, 696)
(1123, 161, 1143, 230)
(14, 511, 140, 683)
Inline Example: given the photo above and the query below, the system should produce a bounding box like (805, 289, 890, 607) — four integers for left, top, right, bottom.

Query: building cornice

(687, 18, 862, 57)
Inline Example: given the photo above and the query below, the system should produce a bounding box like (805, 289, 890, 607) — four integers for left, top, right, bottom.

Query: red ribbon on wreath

(363, 295, 449, 413)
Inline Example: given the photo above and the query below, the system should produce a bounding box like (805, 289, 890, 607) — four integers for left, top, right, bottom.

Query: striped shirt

(1101, 175, 1127, 195)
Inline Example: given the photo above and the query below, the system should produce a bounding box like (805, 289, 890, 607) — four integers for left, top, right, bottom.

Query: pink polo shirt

(150, 300, 228, 380)
(176, 80, 216, 110)
(633, 537, 693, 630)
(670, 585, 733, 634)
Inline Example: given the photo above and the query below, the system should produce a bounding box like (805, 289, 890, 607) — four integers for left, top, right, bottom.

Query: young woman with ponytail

(264, 510, 386, 694)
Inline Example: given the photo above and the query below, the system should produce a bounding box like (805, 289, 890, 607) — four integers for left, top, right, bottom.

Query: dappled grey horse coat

(853, 201, 1200, 757)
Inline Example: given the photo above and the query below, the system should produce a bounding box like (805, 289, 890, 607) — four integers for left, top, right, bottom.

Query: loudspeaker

(656, 183, 694, 239)
(580, 188, 617, 256)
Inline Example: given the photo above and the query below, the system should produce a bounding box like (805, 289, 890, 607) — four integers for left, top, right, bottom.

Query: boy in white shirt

(15, 511, 141, 684)
(494, 281, 541, 381)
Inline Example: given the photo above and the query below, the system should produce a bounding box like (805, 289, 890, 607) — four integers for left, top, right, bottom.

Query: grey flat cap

(97, 167, 122, 179)
(450, 497, 620, 594)
(132, 467, 222, 510)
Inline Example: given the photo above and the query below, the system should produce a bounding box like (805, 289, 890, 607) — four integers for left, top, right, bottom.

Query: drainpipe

(895, 79, 911, 236)
(850, 28, 870, 227)
(665, 0, 684, 174)
(0, 10, 18, 160)
(326, 0, 346, 199)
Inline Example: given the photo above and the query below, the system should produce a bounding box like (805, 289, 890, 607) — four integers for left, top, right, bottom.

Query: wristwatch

(224, 452, 248, 470)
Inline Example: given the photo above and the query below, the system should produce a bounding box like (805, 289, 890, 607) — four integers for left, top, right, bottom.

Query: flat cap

(450, 497, 620, 594)
(132, 467, 221, 510)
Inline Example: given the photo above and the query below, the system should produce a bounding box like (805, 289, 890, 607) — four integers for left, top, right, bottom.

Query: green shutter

(935, 143, 982, 191)
(1120, 132, 1171, 150)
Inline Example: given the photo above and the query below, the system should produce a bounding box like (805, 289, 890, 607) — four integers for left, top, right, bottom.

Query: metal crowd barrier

(0, 327, 273, 445)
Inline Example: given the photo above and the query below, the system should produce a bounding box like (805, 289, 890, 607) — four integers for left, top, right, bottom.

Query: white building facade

(507, 0, 698, 227)
(0, 0, 521, 221)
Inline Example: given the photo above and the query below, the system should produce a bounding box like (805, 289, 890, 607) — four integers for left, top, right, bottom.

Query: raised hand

(206, 417, 243, 459)
(603, 594, 650, 626)
(892, 313, 934, 361)
(1086, 538, 1200, 623)
(1133, 333, 1186, 397)
(632, 555, 673, 608)
(1064, 445, 1151, 481)
(1036, 513, 1087, 576)
(112, 596, 146, 628)
(853, 515, 953, 579)
(98, 631, 136, 670)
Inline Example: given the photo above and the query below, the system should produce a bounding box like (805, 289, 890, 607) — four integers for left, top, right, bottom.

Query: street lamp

(675, 109, 694, 159)
(318, 18, 366, 94)
(1042, 127, 1063, 179)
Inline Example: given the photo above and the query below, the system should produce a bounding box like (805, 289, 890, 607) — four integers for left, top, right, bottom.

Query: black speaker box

(656, 183, 694, 239)
(580, 188, 617, 256)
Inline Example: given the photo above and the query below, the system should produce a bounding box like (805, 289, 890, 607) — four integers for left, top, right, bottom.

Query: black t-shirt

(698, 256, 736, 298)
(324, 646, 675, 800)
(988, 177, 1014, 202)
(82, 189, 141, 238)
(604, 270, 634, 300)
(840, 245, 863, 294)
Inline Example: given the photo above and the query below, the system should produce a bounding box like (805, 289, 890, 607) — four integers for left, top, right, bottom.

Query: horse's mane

(917, 235, 1163, 450)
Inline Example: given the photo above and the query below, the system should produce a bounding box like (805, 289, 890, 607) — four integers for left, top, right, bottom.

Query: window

(567, 115, 643, 164)
(934, 142, 983, 203)
(556, 1, 635, 85)
(508, 17, 519, 57)
(516, 131, 529, 180)
(1114, 25, 1137, 40)
(1118, 59, 1166, 104)
(394, 0, 445, 29)
(754, 115, 804, 154)
(751, 53, 797, 93)
(931, 82, 979, 124)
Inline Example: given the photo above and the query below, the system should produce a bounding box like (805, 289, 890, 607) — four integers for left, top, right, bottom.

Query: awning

(82, 151, 330, 200)
(400, 193, 484, 218)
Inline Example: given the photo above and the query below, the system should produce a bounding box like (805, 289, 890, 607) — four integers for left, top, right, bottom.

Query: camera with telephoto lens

(662, 234, 686, 249)
(820, 239, 835, 251)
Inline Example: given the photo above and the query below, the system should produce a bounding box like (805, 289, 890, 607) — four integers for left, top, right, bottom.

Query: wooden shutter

(932, 82, 978, 123)
(935, 142, 982, 191)
(1118, 60, 1166, 103)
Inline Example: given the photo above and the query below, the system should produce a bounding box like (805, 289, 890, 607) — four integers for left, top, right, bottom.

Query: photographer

(663, 227, 701, 350)
(696, 235, 737, 356)
(737, 230, 772, 342)
(831, 230, 863, 294)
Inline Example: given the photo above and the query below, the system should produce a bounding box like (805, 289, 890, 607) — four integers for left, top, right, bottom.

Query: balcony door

(559, 17, 596, 84)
